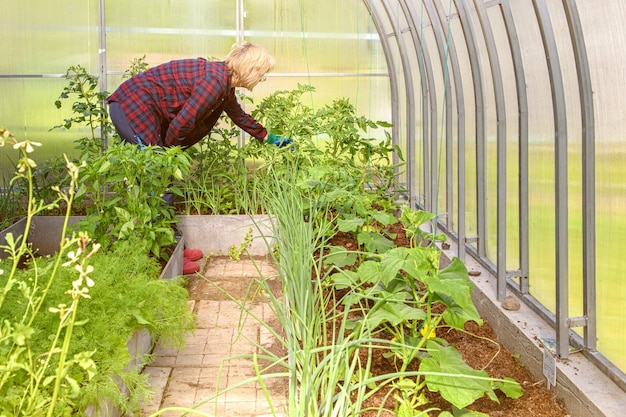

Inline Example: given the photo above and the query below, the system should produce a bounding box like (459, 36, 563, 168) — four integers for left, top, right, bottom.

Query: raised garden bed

(177, 214, 275, 257)
(0, 216, 188, 416)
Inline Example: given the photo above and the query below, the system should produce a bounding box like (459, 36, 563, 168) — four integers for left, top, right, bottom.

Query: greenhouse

(1, 0, 625, 416)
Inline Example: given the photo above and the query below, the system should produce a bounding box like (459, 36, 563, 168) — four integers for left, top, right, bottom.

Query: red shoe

(183, 258, 200, 275)
(183, 248, 203, 261)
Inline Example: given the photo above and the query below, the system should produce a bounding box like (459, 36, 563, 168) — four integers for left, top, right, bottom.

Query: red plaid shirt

(107, 58, 267, 147)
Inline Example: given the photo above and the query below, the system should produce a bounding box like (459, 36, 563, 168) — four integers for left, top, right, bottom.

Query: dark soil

(324, 224, 569, 417)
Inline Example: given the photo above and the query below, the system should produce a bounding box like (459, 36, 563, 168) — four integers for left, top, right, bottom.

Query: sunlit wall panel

(105, 1, 236, 74)
(0, 0, 99, 174)
(243, 0, 389, 132)
(576, 0, 626, 374)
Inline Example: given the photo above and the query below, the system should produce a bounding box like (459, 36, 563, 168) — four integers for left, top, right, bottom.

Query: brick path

(140, 256, 288, 417)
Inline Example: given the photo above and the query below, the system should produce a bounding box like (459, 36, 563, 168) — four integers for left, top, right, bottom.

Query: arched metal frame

(364, 0, 623, 391)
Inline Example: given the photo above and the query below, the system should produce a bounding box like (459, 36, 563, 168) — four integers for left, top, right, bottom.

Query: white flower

(13, 140, 42, 153)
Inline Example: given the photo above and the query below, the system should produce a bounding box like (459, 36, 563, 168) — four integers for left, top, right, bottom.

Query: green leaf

(356, 259, 399, 286)
(400, 207, 436, 228)
(357, 231, 395, 254)
(132, 311, 151, 325)
(65, 375, 81, 396)
(366, 300, 426, 329)
(329, 270, 360, 290)
(12, 323, 34, 346)
(450, 407, 489, 417)
(338, 216, 365, 233)
(427, 258, 482, 328)
(74, 350, 98, 379)
(420, 340, 495, 409)
(370, 209, 398, 227)
(324, 245, 357, 268)
(397, 402, 414, 417)
(401, 246, 439, 279)
(494, 377, 523, 399)
(97, 160, 111, 174)
(114, 206, 131, 222)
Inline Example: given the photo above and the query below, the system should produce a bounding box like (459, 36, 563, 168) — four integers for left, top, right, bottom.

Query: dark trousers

(108, 101, 174, 206)
(109, 101, 141, 145)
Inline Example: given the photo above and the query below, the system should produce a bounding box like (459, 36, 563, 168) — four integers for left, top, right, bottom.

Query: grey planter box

(0, 216, 184, 279)
(177, 214, 276, 256)
(0, 216, 184, 417)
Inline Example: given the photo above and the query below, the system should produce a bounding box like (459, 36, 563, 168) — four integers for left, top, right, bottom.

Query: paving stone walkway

(140, 256, 288, 417)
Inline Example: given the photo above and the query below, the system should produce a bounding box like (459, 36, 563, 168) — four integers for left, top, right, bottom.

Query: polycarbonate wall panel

(0, 0, 99, 174)
(508, 1, 585, 318)
(487, 6, 521, 273)
(576, 1, 626, 374)
(1, 0, 99, 74)
(508, 1, 557, 310)
(105, 1, 237, 74)
(0, 79, 83, 166)
(243, 0, 389, 131)
(451, 18, 477, 243)
(366, 0, 409, 190)
(246, 1, 386, 74)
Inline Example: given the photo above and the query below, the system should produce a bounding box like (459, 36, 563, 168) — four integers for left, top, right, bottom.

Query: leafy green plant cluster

(50, 59, 194, 257)
(175, 84, 404, 217)
(252, 83, 404, 200)
(0, 129, 193, 416)
(76, 141, 192, 258)
(1, 239, 193, 416)
(188, 155, 521, 416)
(325, 206, 520, 413)
(52, 64, 114, 160)
(182, 132, 262, 215)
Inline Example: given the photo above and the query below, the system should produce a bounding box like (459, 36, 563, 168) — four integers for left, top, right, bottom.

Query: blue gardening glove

(265, 132, 293, 148)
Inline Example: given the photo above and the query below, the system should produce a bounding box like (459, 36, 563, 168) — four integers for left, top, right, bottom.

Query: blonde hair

(225, 42, 275, 90)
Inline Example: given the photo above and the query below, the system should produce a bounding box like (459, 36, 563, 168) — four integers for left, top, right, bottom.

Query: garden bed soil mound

(326, 224, 568, 417)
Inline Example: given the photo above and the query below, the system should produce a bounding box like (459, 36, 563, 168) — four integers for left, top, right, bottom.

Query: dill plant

(0, 127, 194, 415)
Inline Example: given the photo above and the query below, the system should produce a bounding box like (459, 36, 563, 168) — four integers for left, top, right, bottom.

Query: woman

(107, 41, 288, 148)
(107, 42, 288, 274)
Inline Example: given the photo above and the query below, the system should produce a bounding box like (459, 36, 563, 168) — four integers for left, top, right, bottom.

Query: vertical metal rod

(532, 0, 570, 358)
(362, 1, 401, 180)
(427, 0, 467, 262)
(98, 0, 108, 150)
(474, 0, 507, 300)
(455, 0, 487, 259)
(563, 0, 596, 351)
(236, 0, 245, 43)
(500, 0, 530, 294)
(381, 0, 417, 209)
(403, 0, 453, 228)
(401, 1, 437, 213)
(236, 0, 245, 147)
